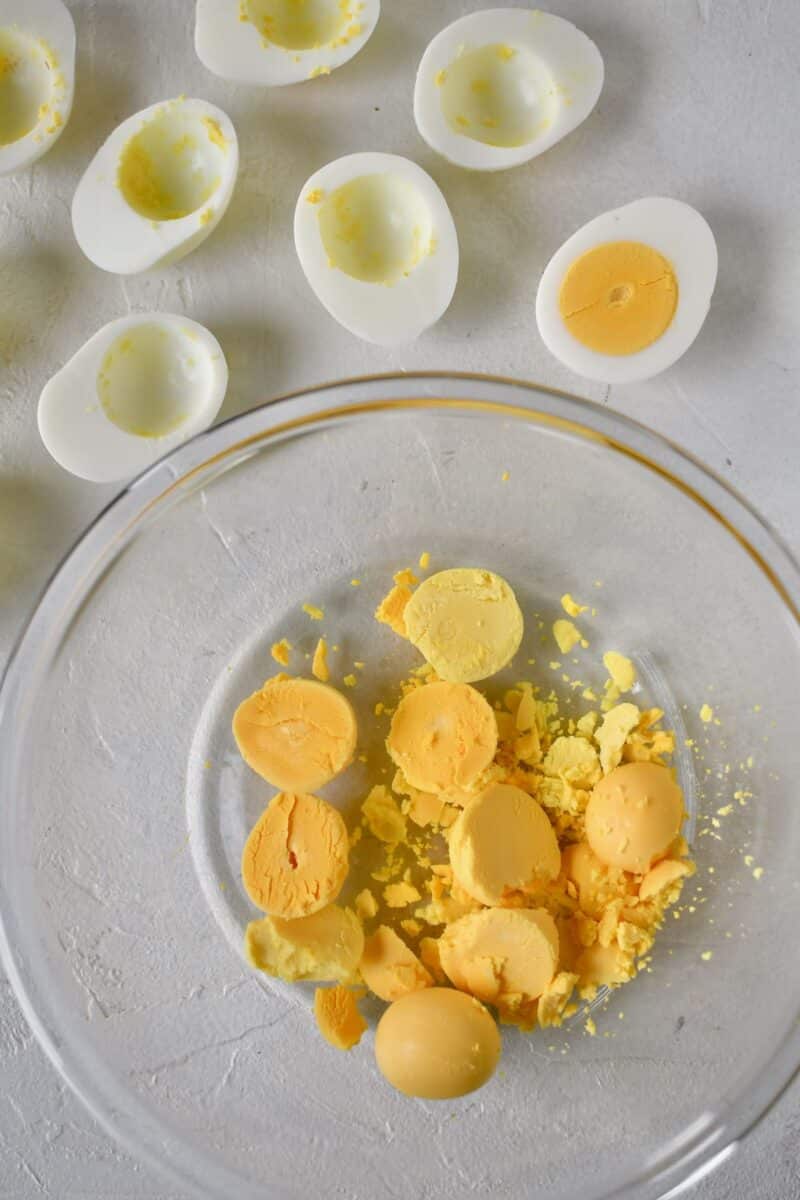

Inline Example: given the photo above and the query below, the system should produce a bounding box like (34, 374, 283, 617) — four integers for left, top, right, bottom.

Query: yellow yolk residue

(449, 782, 561, 905)
(241, 791, 349, 917)
(245, 904, 363, 982)
(558, 241, 678, 356)
(439, 908, 559, 1027)
(360, 925, 433, 1002)
(386, 681, 498, 794)
(314, 985, 368, 1050)
(585, 761, 684, 874)
(403, 568, 524, 683)
(232, 677, 357, 791)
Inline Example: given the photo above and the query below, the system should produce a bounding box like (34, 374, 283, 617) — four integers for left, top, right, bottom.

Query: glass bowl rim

(1, 370, 798, 1200)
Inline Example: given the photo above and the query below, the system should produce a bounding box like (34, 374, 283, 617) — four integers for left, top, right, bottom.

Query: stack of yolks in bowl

(231, 567, 693, 1100)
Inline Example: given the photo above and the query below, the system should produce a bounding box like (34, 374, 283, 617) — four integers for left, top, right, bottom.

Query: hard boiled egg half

(536, 197, 718, 384)
(0, 0, 75, 175)
(72, 98, 239, 275)
(294, 152, 459, 345)
(38, 314, 228, 483)
(414, 8, 603, 172)
(195, 0, 380, 86)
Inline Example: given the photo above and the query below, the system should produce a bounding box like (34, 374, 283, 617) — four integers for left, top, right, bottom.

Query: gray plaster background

(0, 0, 798, 1196)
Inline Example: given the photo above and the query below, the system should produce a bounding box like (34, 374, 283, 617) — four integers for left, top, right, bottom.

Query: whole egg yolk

(558, 241, 678, 356)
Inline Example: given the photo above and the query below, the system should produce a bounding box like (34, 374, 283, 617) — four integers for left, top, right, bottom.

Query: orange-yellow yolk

(558, 241, 678, 356)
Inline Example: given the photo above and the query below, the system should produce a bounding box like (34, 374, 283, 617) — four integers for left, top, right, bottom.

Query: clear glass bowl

(1, 374, 798, 1200)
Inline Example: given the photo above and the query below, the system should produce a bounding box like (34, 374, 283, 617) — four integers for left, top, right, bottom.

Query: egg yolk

(558, 241, 678, 356)
(241, 791, 350, 918)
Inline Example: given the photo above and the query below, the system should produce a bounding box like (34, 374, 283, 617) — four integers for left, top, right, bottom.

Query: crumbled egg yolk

(234, 561, 771, 1094)
(559, 242, 679, 356)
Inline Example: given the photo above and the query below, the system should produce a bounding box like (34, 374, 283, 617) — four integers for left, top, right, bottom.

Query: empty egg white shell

(72, 97, 239, 275)
(535, 197, 719, 384)
(294, 152, 459, 346)
(0, 0, 75, 175)
(38, 314, 228, 483)
(195, 0, 380, 86)
(414, 8, 603, 172)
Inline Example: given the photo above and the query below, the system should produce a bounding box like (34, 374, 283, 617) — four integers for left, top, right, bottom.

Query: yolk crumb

(312, 637, 329, 682)
(302, 602, 325, 620)
(559, 241, 678, 356)
(314, 985, 367, 1050)
(270, 639, 292, 666)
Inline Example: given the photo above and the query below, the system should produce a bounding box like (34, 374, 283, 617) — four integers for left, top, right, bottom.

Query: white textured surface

(0, 0, 798, 1197)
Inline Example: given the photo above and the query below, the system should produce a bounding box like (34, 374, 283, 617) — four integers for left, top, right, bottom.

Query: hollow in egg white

(0, 0, 75, 175)
(38, 314, 228, 483)
(414, 8, 603, 172)
(195, 0, 380, 86)
(536, 197, 718, 383)
(72, 97, 239, 275)
(294, 152, 459, 345)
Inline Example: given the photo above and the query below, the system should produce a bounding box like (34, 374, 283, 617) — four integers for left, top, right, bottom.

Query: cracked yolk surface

(403, 568, 524, 683)
(386, 680, 498, 794)
(241, 790, 349, 917)
(558, 241, 678, 355)
(233, 677, 357, 791)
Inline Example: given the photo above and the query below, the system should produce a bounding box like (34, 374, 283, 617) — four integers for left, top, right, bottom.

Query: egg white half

(0, 0, 75, 175)
(72, 98, 239, 275)
(536, 197, 718, 384)
(414, 8, 603, 172)
(38, 314, 229, 483)
(294, 152, 459, 346)
(195, 0, 380, 86)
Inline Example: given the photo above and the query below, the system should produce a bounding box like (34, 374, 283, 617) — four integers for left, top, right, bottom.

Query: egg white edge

(194, 0, 380, 87)
(414, 7, 604, 172)
(38, 313, 229, 483)
(294, 152, 459, 346)
(71, 98, 239, 276)
(0, 0, 76, 175)
(535, 197, 719, 385)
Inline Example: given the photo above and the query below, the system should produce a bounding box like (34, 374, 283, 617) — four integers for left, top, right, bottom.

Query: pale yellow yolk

(439, 907, 559, 1018)
(559, 241, 678, 356)
(241, 791, 349, 917)
(359, 925, 433, 1002)
(386, 680, 498, 794)
(585, 761, 684, 874)
(403, 568, 524, 683)
(449, 782, 561, 905)
(232, 677, 357, 791)
(245, 903, 362, 981)
(314, 985, 367, 1050)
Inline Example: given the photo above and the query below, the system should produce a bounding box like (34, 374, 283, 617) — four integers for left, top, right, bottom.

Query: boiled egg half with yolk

(72, 97, 239, 275)
(294, 152, 459, 345)
(536, 197, 718, 383)
(414, 8, 603, 172)
(195, 0, 380, 86)
(0, 0, 75, 175)
(38, 314, 228, 483)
